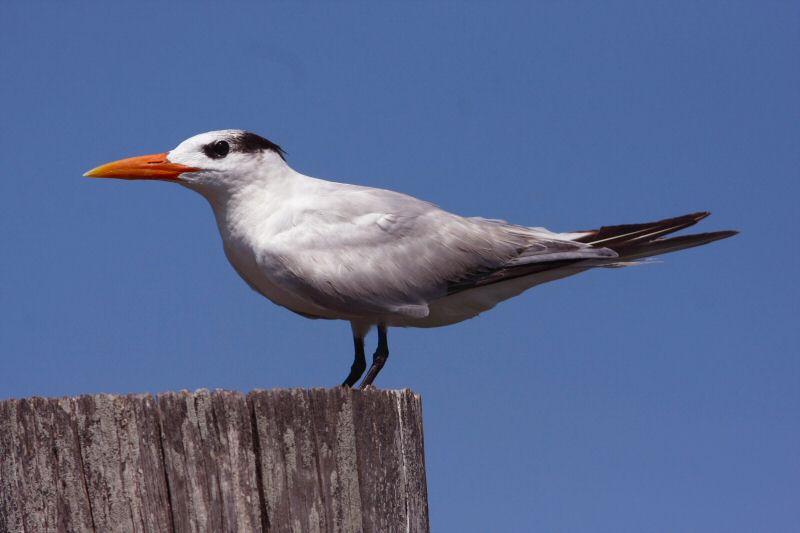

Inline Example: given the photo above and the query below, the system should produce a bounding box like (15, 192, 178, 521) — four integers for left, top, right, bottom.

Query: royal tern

(86, 130, 737, 387)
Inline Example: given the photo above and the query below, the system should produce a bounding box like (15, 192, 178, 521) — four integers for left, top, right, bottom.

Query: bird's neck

(201, 166, 309, 250)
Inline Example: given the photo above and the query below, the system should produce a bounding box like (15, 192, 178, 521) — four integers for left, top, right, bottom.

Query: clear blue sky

(1, 2, 797, 531)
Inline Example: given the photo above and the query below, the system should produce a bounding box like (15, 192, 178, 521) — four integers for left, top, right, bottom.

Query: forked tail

(573, 211, 737, 262)
(445, 211, 736, 296)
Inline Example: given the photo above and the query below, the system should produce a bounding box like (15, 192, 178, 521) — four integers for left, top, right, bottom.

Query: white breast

(206, 178, 344, 320)
(221, 238, 338, 319)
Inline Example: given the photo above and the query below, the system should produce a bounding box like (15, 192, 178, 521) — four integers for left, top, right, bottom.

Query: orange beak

(83, 153, 201, 181)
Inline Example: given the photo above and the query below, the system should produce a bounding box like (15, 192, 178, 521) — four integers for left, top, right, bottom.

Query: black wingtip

(706, 229, 739, 240)
(651, 229, 738, 247)
(576, 211, 714, 247)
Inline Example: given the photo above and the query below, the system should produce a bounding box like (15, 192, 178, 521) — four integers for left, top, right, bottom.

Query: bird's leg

(341, 336, 367, 387)
(359, 324, 389, 389)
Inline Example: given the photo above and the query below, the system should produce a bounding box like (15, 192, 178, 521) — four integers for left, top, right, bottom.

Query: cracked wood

(0, 388, 428, 533)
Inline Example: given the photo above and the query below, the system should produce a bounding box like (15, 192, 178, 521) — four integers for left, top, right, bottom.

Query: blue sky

(1, 2, 797, 531)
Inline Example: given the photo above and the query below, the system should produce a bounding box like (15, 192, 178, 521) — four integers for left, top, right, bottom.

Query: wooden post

(0, 388, 429, 533)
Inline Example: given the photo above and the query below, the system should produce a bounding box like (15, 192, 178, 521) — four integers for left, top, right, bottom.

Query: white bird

(85, 130, 736, 387)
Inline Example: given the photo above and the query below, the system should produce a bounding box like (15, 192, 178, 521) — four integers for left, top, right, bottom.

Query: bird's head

(84, 129, 288, 195)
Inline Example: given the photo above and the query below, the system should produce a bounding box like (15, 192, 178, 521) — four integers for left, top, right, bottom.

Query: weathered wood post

(0, 388, 429, 533)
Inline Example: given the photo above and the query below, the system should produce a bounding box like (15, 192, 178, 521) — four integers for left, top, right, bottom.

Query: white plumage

(86, 129, 736, 387)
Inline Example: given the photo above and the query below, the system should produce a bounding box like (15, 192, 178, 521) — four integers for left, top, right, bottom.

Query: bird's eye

(212, 140, 230, 157)
(204, 140, 230, 159)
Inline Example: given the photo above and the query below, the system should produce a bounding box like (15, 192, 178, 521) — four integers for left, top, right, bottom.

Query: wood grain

(0, 388, 428, 533)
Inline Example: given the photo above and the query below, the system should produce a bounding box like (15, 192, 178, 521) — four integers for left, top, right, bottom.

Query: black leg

(341, 336, 367, 387)
(360, 324, 389, 388)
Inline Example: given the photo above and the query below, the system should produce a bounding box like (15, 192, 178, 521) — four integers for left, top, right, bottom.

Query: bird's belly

(390, 265, 586, 328)
(223, 243, 339, 319)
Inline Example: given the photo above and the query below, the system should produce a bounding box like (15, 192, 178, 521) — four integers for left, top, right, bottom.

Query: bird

(85, 130, 737, 388)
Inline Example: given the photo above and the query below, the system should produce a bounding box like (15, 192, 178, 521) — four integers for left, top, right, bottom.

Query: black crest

(234, 132, 286, 161)
(202, 131, 287, 161)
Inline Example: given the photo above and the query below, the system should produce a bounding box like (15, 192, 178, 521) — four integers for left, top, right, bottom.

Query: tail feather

(607, 230, 738, 261)
(446, 212, 736, 296)
(574, 212, 737, 261)
(575, 212, 709, 247)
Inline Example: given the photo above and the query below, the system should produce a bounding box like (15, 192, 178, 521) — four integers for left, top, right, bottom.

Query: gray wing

(265, 184, 616, 318)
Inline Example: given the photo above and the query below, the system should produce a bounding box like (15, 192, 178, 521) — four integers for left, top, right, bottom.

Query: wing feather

(263, 184, 614, 317)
